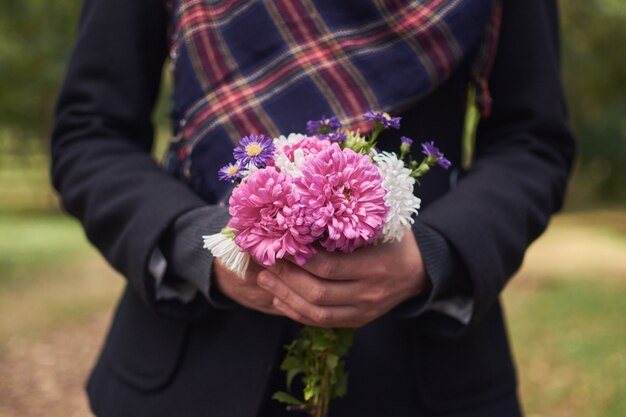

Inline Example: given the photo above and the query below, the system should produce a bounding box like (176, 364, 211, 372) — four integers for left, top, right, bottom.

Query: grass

(0, 212, 122, 351)
(0, 209, 624, 416)
(504, 210, 626, 417)
(0, 256, 122, 351)
(506, 280, 626, 417)
(0, 212, 122, 417)
(0, 213, 92, 287)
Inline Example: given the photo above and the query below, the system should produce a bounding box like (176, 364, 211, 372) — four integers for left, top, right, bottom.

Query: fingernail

(258, 273, 273, 288)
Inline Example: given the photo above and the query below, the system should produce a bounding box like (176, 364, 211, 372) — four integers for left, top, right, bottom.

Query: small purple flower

(326, 131, 346, 142)
(399, 136, 413, 156)
(421, 141, 452, 170)
(306, 115, 342, 136)
(233, 134, 275, 168)
(364, 111, 401, 130)
(218, 162, 243, 181)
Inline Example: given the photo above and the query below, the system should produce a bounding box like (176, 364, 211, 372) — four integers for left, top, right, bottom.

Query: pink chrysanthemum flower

(276, 136, 332, 163)
(294, 143, 388, 252)
(228, 167, 316, 267)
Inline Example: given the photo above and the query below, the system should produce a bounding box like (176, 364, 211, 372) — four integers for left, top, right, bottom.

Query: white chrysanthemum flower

(202, 230, 250, 279)
(273, 150, 305, 177)
(240, 163, 259, 181)
(273, 133, 306, 149)
(374, 152, 422, 242)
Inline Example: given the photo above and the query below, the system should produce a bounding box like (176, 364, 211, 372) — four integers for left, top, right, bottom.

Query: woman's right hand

(213, 258, 283, 316)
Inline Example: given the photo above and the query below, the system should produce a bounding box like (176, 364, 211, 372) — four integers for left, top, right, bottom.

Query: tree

(560, 0, 626, 201)
(0, 1, 82, 143)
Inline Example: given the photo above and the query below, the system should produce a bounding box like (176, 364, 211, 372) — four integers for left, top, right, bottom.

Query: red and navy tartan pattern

(164, 0, 501, 203)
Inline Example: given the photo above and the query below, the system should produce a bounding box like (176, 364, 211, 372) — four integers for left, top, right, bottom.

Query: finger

(215, 259, 286, 315)
(219, 280, 282, 315)
(262, 263, 365, 306)
(272, 297, 325, 327)
(272, 297, 367, 329)
(259, 270, 340, 323)
(233, 281, 286, 316)
(258, 270, 313, 311)
(241, 259, 264, 284)
(235, 295, 284, 317)
(249, 302, 284, 317)
(258, 271, 365, 327)
(291, 247, 385, 281)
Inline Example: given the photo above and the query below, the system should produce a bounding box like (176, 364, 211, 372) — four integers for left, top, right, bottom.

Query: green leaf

(462, 83, 480, 169)
(334, 328, 355, 356)
(326, 354, 339, 373)
(303, 376, 320, 402)
(286, 367, 303, 391)
(272, 391, 304, 406)
(303, 385, 315, 401)
(280, 355, 303, 371)
(332, 373, 349, 399)
(310, 328, 332, 350)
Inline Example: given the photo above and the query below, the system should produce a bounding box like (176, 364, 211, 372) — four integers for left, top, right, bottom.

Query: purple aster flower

(421, 141, 452, 170)
(306, 115, 342, 135)
(400, 136, 413, 147)
(326, 131, 346, 142)
(399, 136, 413, 157)
(218, 162, 244, 181)
(364, 111, 401, 130)
(233, 134, 275, 168)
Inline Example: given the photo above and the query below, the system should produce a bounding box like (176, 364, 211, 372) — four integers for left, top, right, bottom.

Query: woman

(51, 0, 574, 415)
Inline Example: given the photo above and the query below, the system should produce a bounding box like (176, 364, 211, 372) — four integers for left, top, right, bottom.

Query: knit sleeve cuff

(392, 220, 474, 325)
(156, 205, 236, 310)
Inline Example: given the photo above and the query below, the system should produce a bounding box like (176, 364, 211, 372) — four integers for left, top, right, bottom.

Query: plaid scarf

(165, 0, 501, 202)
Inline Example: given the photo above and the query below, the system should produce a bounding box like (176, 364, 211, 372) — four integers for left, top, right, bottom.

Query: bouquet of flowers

(203, 111, 449, 417)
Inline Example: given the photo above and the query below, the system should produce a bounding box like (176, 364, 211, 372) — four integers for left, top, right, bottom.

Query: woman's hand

(212, 258, 282, 316)
(257, 229, 431, 328)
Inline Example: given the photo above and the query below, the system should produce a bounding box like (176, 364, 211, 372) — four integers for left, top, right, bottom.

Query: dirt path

(0, 312, 111, 417)
(0, 256, 122, 417)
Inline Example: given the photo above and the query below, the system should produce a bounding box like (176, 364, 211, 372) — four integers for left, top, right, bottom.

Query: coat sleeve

(418, 0, 576, 332)
(50, 0, 217, 316)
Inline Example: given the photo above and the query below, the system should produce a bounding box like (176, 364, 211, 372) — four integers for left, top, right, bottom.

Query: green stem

(365, 123, 383, 153)
(411, 160, 431, 177)
(320, 352, 331, 417)
(313, 346, 331, 417)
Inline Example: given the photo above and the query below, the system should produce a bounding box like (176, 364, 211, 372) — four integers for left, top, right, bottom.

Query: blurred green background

(0, 1, 624, 417)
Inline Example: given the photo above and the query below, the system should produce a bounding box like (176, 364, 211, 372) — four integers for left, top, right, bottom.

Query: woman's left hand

(257, 229, 431, 328)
